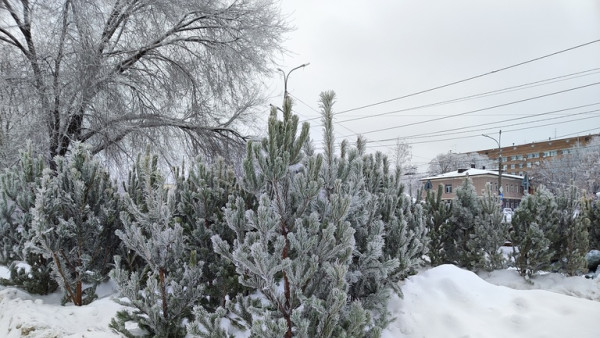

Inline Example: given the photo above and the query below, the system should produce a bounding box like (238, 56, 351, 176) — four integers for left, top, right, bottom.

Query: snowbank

(383, 264, 600, 338)
(0, 278, 124, 338)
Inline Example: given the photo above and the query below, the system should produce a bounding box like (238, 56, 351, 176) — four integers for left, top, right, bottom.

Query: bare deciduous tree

(427, 151, 492, 176)
(532, 136, 600, 194)
(0, 0, 287, 167)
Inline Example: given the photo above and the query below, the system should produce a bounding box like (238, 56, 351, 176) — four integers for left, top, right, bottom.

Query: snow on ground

(0, 266, 124, 338)
(2, 264, 600, 337)
(383, 264, 600, 338)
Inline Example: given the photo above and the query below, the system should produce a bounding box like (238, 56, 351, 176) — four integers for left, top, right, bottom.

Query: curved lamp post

(277, 63, 310, 100)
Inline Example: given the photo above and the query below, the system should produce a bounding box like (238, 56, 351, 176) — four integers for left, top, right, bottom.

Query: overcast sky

(264, 0, 600, 172)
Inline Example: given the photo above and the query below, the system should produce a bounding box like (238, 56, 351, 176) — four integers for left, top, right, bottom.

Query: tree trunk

(159, 267, 168, 320)
(281, 222, 292, 338)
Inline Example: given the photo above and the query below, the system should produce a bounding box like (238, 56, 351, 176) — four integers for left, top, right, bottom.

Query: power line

(366, 114, 600, 148)
(330, 38, 600, 115)
(368, 103, 600, 143)
(339, 81, 600, 138)
(325, 68, 600, 124)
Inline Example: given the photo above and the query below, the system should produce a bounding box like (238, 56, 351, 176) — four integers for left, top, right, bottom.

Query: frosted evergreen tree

(174, 156, 250, 311)
(472, 183, 508, 271)
(29, 143, 122, 305)
(447, 177, 482, 269)
(111, 156, 204, 337)
(510, 186, 556, 278)
(424, 184, 453, 266)
(207, 95, 375, 337)
(584, 197, 600, 250)
(0, 143, 57, 294)
(552, 185, 589, 275)
(319, 91, 427, 324)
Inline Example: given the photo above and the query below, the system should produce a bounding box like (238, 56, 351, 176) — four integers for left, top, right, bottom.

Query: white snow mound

(383, 264, 600, 338)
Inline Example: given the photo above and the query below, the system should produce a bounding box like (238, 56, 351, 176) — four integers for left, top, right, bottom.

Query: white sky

(265, 0, 600, 172)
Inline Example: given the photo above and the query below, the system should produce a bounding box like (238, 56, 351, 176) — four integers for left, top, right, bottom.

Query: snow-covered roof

(420, 168, 523, 181)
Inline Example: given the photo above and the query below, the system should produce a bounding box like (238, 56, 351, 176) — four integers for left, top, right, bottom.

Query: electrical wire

(339, 81, 600, 138)
(366, 114, 600, 148)
(367, 103, 600, 143)
(303, 67, 600, 124)
(330, 38, 600, 115)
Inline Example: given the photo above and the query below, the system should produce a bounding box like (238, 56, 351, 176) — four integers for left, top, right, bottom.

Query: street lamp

(482, 130, 502, 202)
(277, 63, 310, 100)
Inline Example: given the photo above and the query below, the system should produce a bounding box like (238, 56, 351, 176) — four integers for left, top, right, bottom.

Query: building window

(543, 150, 557, 157)
(511, 155, 517, 161)
(527, 153, 539, 159)
(445, 184, 452, 193)
(526, 162, 532, 168)
(510, 164, 515, 169)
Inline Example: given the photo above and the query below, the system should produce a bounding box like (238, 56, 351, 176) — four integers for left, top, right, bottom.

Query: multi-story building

(474, 134, 599, 176)
(420, 168, 525, 209)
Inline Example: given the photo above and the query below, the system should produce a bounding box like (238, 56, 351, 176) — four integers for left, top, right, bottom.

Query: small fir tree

(447, 177, 482, 269)
(553, 185, 589, 275)
(510, 186, 556, 278)
(472, 183, 508, 271)
(29, 144, 122, 305)
(207, 95, 379, 337)
(424, 184, 453, 266)
(111, 161, 204, 337)
(0, 143, 57, 294)
(584, 197, 600, 250)
(174, 156, 250, 311)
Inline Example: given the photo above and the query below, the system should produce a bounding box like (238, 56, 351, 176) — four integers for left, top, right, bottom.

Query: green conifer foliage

(424, 184, 453, 266)
(584, 198, 600, 250)
(472, 183, 508, 271)
(209, 96, 382, 337)
(174, 156, 250, 311)
(510, 186, 556, 278)
(111, 159, 204, 337)
(204, 93, 424, 337)
(553, 185, 589, 275)
(0, 143, 58, 294)
(447, 177, 482, 269)
(30, 143, 122, 304)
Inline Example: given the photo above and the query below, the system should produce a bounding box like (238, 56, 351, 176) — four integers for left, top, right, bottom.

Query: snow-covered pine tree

(424, 184, 453, 266)
(510, 186, 556, 278)
(209, 95, 374, 337)
(111, 157, 204, 337)
(319, 91, 427, 327)
(173, 156, 250, 311)
(552, 185, 589, 275)
(472, 183, 508, 271)
(584, 197, 600, 250)
(348, 149, 427, 311)
(446, 177, 482, 269)
(29, 143, 122, 305)
(321, 96, 399, 328)
(0, 143, 57, 294)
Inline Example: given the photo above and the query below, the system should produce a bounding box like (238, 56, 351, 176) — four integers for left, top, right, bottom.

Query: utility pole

(482, 130, 502, 205)
(277, 63, 310, 100)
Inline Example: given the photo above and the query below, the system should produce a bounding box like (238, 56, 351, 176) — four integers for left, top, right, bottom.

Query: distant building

(420, 168, 525, 209)
(473, 134, 599, 176)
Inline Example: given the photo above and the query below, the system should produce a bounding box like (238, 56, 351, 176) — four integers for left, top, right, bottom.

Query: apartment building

(420, 168, 525, 209)
(474, 134, 599, 176)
